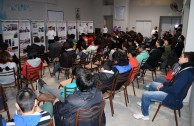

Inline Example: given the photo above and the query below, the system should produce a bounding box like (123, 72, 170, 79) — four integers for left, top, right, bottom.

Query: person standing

(102, 25, 108, 37)
(46, 26, 56, 45)
(151, 26, 158, 36)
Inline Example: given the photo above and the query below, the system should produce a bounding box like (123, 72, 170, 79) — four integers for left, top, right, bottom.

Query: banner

(77, 21, 93, 35)
(57, 21, 67, 43)
(67, 21, 76, 36)
(2, 22, 19, 56)
(31, 21, 45, 47)
(87, 21, 94, 34)
(19, 21, 31, 56)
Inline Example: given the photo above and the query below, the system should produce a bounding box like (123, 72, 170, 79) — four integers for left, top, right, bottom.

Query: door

(136, 20, 152, 37)
(104, 15, 113, 33)
(159, 16, 181, 37)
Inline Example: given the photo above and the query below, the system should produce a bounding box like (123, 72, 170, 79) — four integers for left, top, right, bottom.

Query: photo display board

(19, 21, 31, 56)
(2, 21, 19, 56)
(67, 21, 76, 36)
(57, 21, 67, 43)
(77, 21, 93, 36)
(31, 21, 45, 47)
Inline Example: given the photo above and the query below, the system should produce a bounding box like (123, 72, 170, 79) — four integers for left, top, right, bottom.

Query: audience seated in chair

(0, 51, 17, 85)
(133, 52, 194, 121)
(136, 45, 149, 64)
(48, 36, 62, 59)
(51, 42, 76, 76)
(6, 88, 53, 126)
(94, 60, 117, 93)
(53, 68, 106, 126)
(112, 51, 132, 90)
(38, 66, 81, 102)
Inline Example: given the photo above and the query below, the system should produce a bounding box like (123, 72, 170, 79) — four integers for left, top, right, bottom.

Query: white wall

(2, 0, 93, 21)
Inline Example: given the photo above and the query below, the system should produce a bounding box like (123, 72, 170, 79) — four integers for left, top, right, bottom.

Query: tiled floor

(2, 66, 190, 126)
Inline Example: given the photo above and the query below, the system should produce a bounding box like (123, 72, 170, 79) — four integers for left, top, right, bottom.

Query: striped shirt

(6, 111, 51, 126)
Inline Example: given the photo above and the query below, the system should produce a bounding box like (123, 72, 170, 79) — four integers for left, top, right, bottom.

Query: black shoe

(38, 79, 47, 88)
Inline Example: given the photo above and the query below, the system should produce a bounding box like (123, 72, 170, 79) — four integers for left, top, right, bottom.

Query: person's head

(80, 42, 87, 50)
(76, 68, 94, 92)
(178, 35, 185, 42)
(101, 60, 112, 71)
(155, 39, 164, 47)
(0, 50, 11, 63)
(48, 26, 52, 30)
(15, 88, 37, 114)
(138, 44, 146, 52)
(154, 26, 158, 30)
(54, 36, 59, 42)
(63, 42, 71, 50)
(179, 52, 194, 64)
(127, 50, 136, 58)
(0, 43, 8, 50)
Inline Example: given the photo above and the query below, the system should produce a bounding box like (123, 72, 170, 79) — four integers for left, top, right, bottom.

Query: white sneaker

(133, 113, 149, 120)
(137, 102, 142, 107)
(137, 102, 150, 109)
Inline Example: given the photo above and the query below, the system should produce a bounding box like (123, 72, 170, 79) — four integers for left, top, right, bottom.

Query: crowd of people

(0, 24, 194, 125)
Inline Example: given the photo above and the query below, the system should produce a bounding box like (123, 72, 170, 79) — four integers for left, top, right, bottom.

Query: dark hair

(0, 43, 8, 50)
(179, 35, 185, 42)
(102, 60, 112, 71)
(0, 51, 11, 63)
(16, 88, 36, 113)
(157, 39, 164, 46)
(183, 52, 194, 63)
(138, 44, 146, 50)
(76, 69, 94, 92)
(81, 42, 87, 50)
(34, 37, 40, 42)
(72, 66, 83, 76)
(54, 36, 59, 41)
(63, 42, 70, 50)
(127, 50, 136, 57)
(112, 51, 124, 61)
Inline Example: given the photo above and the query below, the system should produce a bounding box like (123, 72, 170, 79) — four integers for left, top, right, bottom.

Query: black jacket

(59, 49, 76, 68)
(54, 88, 105, 126)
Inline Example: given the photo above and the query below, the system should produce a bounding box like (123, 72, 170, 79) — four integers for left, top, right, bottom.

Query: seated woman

(0, 51, 17, 85)
(38, 66, 81, 102)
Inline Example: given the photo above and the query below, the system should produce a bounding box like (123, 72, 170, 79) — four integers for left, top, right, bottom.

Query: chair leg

(152, 103, 162, 122)
(30, 82, 35, 91)
(126, 88, 129, 103)
(123, 89, 128, 107)
(109, 97, 114, 116)
(151, 71, 154, 80)
(47, 66, 52, 77)
(131, 82, 136, 96)
(174, 110, 178, 126)
(6, 109, 11, 120)
(178, 109, 181, 117)
(136, 78, 139, 88)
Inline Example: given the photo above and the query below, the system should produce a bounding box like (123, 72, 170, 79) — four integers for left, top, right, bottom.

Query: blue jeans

(142, 82, 168, 116)
(52, 63, 60, 75)
(154, 76, 168, 84)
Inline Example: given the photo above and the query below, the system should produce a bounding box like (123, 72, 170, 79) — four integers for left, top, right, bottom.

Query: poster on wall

(2, 22, 19, 56)
(87, 21, 94, 34)
(67, 21, 76, 36)
(31, 21, 45, 47)
(57, 21, 67, 43)
(19, 21, 31, 56)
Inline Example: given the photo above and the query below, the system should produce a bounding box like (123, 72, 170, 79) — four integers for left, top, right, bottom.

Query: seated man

(94, 60, 117, 93)
(53, 68, 105, 126)
(7, 88, 52, 126)
(133, 52, 194, 120)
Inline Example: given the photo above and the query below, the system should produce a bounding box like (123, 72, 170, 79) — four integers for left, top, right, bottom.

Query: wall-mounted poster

(19, 21, 31, 56)
(57, 21, 67, 43)
(87, 21, 94, 34)
(31, 21, 45, 47)
(67, 21, 76, 36)
(2, 21, 19, 56)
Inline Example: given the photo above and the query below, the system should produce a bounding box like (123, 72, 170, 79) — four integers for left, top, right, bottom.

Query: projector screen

(47, 10, 64, 21)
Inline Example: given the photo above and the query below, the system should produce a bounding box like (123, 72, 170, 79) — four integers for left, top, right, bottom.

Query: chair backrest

(113, 71, 130, 90)
(26, 62, 42, 81)
(64, 86, 77, 99)
(129, 66, 139, 83)
(140, 58, 148, 68)
(75, 100, 106, 126)
(0, 68, 18, 86)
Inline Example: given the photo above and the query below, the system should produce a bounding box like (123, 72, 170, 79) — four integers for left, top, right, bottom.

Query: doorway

(136, 20, 152, 37)
(104, 15, 113, 33)
(159, 16, 182, 37)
